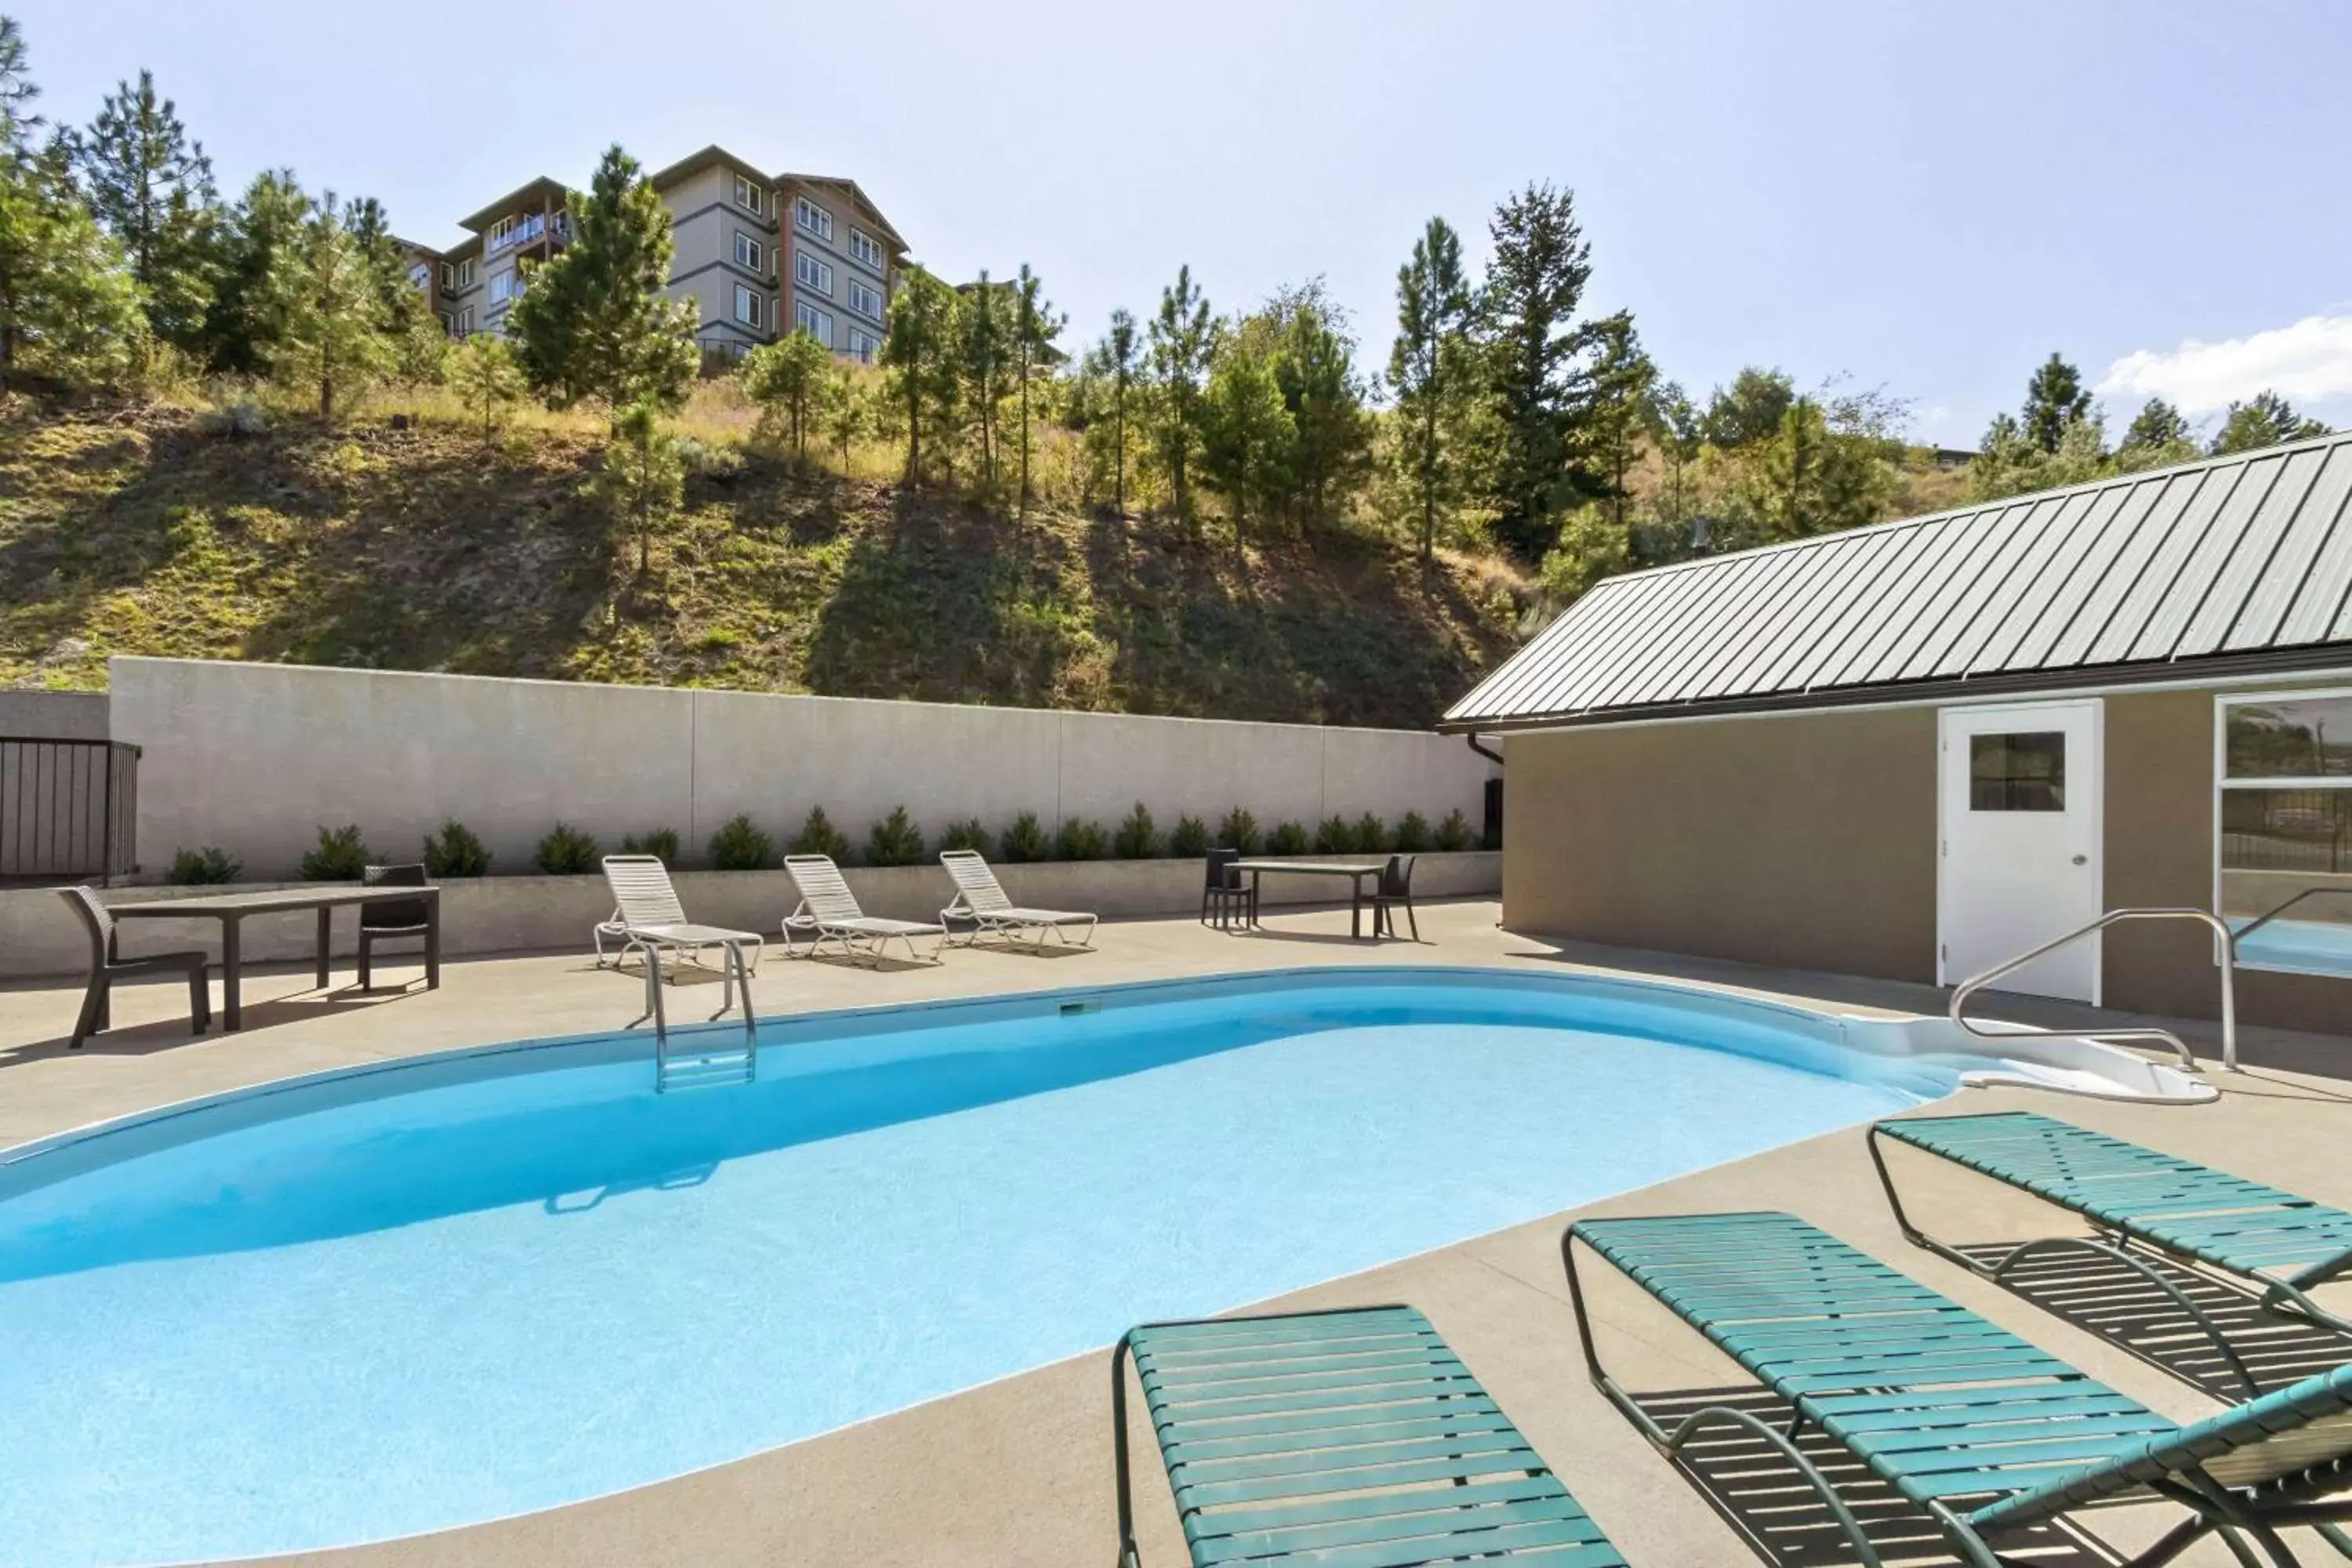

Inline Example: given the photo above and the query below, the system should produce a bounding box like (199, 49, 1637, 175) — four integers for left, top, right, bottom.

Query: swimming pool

(0, 967, 1944, 1564)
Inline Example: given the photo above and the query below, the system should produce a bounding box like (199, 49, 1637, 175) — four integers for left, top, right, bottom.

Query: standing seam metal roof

(1442, 430, 2352, 731)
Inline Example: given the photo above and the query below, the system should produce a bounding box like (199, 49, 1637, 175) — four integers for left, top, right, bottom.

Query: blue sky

(16, 0, 2352, 447)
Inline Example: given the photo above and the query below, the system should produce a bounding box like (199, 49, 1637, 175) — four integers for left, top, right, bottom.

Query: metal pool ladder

(1950, 906, 2238, 1073)
(635, 943, 760, 1092)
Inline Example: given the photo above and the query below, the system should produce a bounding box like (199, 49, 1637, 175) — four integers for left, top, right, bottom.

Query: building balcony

(486, 212, 569, 256)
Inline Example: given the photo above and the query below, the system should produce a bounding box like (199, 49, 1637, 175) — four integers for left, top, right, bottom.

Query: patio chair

(356, 863, 432, 991)
(781, 854, 944, 965)
(58, 885, 209, 1049)
(1370, 853, 1419, 941)
(938, 849, 1096, 949)
(1200, 847, 1253, 931)
(1111, 1304, 1627, 1568)
(599, 855, 763, 1013)
(1565, 1210, 2352, 1568)
(1870, 1111, 2352, 1395)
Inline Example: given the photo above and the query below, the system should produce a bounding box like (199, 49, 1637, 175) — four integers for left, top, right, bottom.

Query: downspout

(1465, 735, 1502, 768)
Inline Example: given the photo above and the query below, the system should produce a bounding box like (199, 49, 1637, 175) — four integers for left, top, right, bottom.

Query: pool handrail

(1949, 906, 2235, 1073)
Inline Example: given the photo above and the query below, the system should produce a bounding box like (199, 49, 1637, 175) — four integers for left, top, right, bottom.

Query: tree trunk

(1018, 352, 1031, 515)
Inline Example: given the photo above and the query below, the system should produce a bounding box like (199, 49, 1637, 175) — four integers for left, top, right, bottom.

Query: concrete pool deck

(2, 898, 2347, 1566)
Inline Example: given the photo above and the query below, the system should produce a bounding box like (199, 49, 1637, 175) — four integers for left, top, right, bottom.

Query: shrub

(534, 822, 601, 875)
(715, 812, 782, 869)
(1354, 812, 1389, 855)
(1392, 810, 1433, 853)
(1000, 809, 1051, 863)
(937, 817, 992, 855)
(1167, 813, 1210, 858)
(1056, 816, 1109, 861)
(300, 824, 372, 881)
(866, 805, 925, 867)
(786, 806, 847, 861)
(673, 435, 743, 478)
(422, 819, 492, 877)
(1267, 820, 1309, 855)
(619, 826, 681, 862)
(1435, 808, 1475, 851)
(168, 845, 241, 885)
(199, 396, 269, 438)
(1216, 807, 1261, 856)
(1112, 801, 1159, 859)
(1314, 815, 1356, 855)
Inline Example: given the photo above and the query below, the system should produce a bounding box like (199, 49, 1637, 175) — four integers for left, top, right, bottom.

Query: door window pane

(2227, 696, 2352, 779)
(1969, 731, 2066, 811)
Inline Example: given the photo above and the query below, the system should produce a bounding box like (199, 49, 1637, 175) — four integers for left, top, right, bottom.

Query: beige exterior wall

(658, 164, 780, 356)
(1497, 684, 2350, 1033)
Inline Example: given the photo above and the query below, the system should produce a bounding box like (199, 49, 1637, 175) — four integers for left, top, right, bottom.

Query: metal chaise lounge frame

(598, 855, 763, 1024)
(1111, 1303, 1627, 1567)
(938, 848, 1098, 950)
(1564, 1210, 2352, 1568)
(1869, 1112, 2352, 1398)
(780, 853, 945, 966)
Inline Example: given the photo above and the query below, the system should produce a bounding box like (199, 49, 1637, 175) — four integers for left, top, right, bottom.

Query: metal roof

(1442, 430, 2352, 732)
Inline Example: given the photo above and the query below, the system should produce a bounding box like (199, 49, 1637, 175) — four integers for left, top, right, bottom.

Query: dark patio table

(107, 884, 442, 1031)
(1228, 860, 1387, 939)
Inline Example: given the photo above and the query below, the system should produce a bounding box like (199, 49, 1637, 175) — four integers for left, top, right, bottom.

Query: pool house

(1445, 430, 2352, 1035)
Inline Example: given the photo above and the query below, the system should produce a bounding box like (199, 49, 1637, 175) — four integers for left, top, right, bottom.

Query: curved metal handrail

(2231, 884, 2352, 945)
(1950, 907, 2238, 1073)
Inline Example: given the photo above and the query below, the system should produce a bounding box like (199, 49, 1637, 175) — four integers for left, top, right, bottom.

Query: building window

(454, 306, 474, 336)
(439, 261, 455, 291)
(795, 195, 833, 241)
(408, 261, 433, 292)
(847, 328, 878, 364)
(794, 300, 833, 346)
(488, 267, 521, 305)
(2217, 689, 2352, 979)
(439, 310, 455, 336)
(794, 251, 833, 295)
(488, 215, 514, 247)
(452, 258, 475, 291)
(848, 280, 884, 323)
(733, 232, 764, 274)
(848, 227, 884, 270)
(734, 174, 765, 216)
(734, 285, 764, 328)
(1968, 732, 2066, 812)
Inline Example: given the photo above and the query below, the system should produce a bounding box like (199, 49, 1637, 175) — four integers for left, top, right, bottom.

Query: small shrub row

(234, 803, 1489, 885)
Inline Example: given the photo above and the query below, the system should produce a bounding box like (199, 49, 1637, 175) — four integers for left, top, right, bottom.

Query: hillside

(0, 405, 1525, 729)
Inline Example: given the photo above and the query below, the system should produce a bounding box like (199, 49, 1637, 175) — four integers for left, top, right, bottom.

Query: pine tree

(0, 17, 43, 153)
(2211, 391, 2329, 456)
(275, 192, 396, 423)
(1389, 216, 1471, 559)
(1011, 262, 1062, 514)
(507, 145, 696, 416)
(1265, 281, 1368, 531)
(348, 193, 443, 383)
(451, 333, 524, 445)
(0, 142, 143, 394)
(880, 263, 960, 483)
(2121, 397, 2193, 452)
(1083, 307, 1141, 516)
(592, 397, 684, 575)
(1148, 263, 1214, 531)
(743, 328, 833, 458)
(1475, 182, 1595, 563)
(74, 69, 218, 353)
(2020, 353, 2092, 454)
(1700, 367, 1795, 448)
(201, 169, 307, 376)
(1202, 338, 1294, 561)
(960, 269, 1011, 489)
(1583, 311, 1655, 532)
(820, 368, 870, 470)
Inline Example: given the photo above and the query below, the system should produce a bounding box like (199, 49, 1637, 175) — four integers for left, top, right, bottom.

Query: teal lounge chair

(1111, 1305, 1627, 1566)
(1565, 1211, 2352, 1567)
(1870, 1112, 2352, 1396)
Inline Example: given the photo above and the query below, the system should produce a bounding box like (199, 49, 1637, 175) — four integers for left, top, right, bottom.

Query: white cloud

(2096, 313, 2352, 416)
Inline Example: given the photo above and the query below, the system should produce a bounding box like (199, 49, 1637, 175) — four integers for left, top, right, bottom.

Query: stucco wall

(108, 658, 1491, 882)
(1500, 706, 1940, 983)
(0, 691, 109, 740)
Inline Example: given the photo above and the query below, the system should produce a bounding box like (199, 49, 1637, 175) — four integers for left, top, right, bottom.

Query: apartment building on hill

(398, 146, 907, 362)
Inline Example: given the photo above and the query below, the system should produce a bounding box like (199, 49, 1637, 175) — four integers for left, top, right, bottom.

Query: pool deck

(2, 898, 2347, 1567)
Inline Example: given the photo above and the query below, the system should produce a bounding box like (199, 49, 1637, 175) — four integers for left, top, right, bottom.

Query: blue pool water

(0, 968, 1935, 1565)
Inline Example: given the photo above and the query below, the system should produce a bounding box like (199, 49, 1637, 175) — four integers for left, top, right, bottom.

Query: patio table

(1227, 860, 1387, 939)
(107, 884, 441, 1031)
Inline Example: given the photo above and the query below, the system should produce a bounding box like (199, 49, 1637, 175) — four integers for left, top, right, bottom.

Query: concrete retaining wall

(0, 852, 1499, 979)
(0, 691, 110, 741)
(109, 658, 1494, 881)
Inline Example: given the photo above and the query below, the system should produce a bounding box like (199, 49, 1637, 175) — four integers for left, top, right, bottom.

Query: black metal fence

(0, 737, 140, 885)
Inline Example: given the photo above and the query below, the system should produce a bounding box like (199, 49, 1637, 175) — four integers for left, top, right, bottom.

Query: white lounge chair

(599, 855, 764, 1008)
(782, 855, 946, 965)
(939, 849, 1098, 949)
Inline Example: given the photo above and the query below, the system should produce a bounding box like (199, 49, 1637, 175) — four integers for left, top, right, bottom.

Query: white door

(1938, 701, 2103, 1002)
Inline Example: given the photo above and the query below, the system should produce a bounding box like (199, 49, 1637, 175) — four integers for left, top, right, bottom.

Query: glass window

(795, 252, 833, 294)
(848, 228, 883, 269)
(734, 174, 764, 216)
(454, 259, 475, 290)
(1969, 732, 2065, 811)
(733, 232, 763, 272)
(846, 328, 878, 364)
(734, 285, 762, 328)
(849, 280, 884, 321)
(794, 300, 832, 346)
(2220, 689, 2352, 978)
(488, 268, 518, 304)
(795, 196, 833, 241)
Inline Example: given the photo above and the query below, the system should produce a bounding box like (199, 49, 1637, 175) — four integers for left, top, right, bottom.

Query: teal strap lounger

(1111, 1305, 1626, 1566)
(1871, 1112, 2352, 1395)
(1565, 1211, 2352, 1568)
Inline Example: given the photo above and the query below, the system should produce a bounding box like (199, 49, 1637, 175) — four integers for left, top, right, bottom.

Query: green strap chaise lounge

(1869, 1112, 2352, 1395)
(1565, 1211, 2352, 1568)
(1110, 1304, 1627, 1566)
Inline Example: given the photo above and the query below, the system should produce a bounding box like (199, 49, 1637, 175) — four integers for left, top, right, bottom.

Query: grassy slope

(0, 407, 1523, 729)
